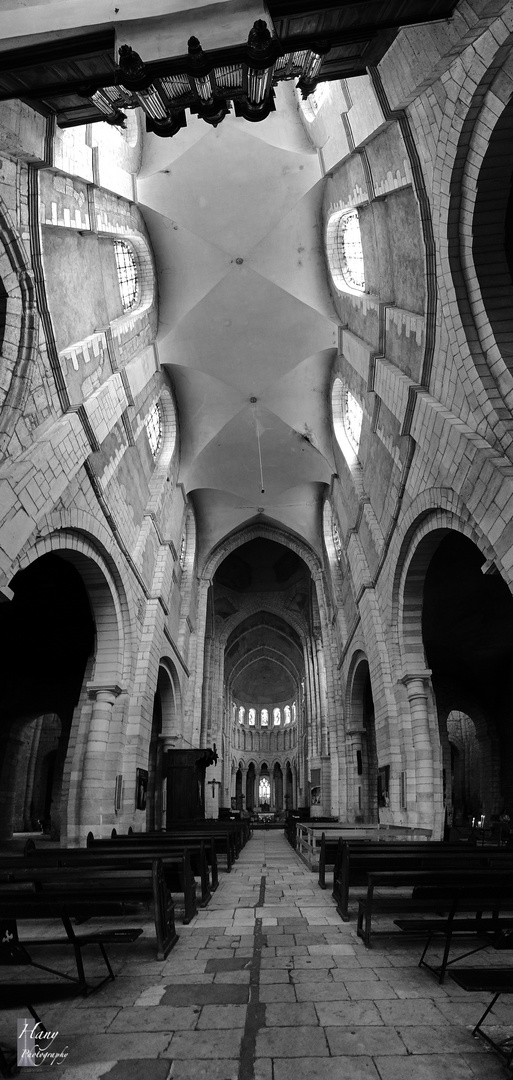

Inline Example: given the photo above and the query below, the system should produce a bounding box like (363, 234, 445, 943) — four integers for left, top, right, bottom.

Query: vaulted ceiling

(137, 81, 338, 563)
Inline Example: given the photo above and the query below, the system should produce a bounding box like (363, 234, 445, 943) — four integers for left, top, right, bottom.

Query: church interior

(2, 1, 513, 1077)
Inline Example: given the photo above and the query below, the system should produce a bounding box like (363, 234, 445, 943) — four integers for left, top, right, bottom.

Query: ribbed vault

(137, 82, 338, 561)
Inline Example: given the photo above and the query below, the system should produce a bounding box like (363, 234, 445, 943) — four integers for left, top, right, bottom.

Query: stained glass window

(259, 777, 270, 801)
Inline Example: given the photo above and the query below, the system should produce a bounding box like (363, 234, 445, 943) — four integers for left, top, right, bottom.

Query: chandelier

(88, 20, 326, 138)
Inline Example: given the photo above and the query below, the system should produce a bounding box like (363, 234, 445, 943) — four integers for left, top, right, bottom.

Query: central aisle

(9, 830, 506, 1079)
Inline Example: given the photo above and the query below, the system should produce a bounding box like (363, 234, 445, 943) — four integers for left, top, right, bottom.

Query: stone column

(403, 673, 435, 825)
(79, 684, 121, 841)
(22, 716, 44, 830)
(0, 727, 24, 840)
(346, 727, 365, 821)
(240, 766, 247, 812)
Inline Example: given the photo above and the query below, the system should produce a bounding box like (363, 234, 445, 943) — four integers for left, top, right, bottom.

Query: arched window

(298, 81, 330, 121)
(113, 239, 139, 311)
(259, 776, 271, 802)
(284, 705, 291, 724)
(145, 401, 162, 458)
(273, 708, 281, 726)
(238, 706, 245, 724)
(248, 709, 256, 726)
(292, 702, 297, 723)
(261, 709, 269, 727)
(326, 208, 365, 292)
(332, 377, 363, 460)
(179, 531, 187, 570)
(332, 519, 342, 562)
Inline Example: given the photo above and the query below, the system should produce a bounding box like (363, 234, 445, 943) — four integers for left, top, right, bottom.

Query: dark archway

(246, 762, 256, 811)
(422, 532, 513, 821)
(0, 553, 95, 839)
(349, 657, 379, 823)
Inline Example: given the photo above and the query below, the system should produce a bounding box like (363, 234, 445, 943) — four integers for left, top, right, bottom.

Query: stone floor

(1, 830, 512, 1078)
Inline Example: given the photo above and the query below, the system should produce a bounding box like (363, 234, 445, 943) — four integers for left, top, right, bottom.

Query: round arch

(0, 192, 38, 451)
(433, 23, 513, 454)
(202, 522, 324, 583)
(345, 651, 379, 823)
(393, 511, 496, 677)
(1, 530, 132, 842)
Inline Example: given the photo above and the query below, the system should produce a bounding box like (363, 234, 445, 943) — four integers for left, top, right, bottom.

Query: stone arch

(146, 658, 182, 831)
(437, 698, 500, 828)
(393, 509, 495, 677)
(1, 528, 132, 841)
(390, 501, 513, 833)
(322, 496, 348, 641)
(145, 384, 179, 511)
(345, 651, 379, 823)
(0, 192, 38, 455)
(156, 657, 182, 740)
(178, 501, 197, 651)
(16, 530, 128, 690)
(202, 521, 323, 584)
(433, 25, 513, 453)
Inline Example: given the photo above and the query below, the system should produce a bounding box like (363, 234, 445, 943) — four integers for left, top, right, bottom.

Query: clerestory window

(145, 401, 162, 458)
(327, 208, 365, 293)
(332, 377, 363, 460)
(114, 239, 139, 311)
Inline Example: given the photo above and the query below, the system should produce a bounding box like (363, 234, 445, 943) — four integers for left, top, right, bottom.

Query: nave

(1, 831, 510, 1079)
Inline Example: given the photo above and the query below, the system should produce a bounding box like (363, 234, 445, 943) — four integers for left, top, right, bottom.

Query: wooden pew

(449, 966, 513, 1067)
(161, 819, 250, 863)
(74, 842, 202, 919)
(318, 833, 345, 889)
(332, 839, 508, 920)
(356, 868, 513, 952)
(146, 825, 236, 872)
(2, 845, 200, 924)
(0, 858, 178, 964)
(104, 832, 218, 897)
(397, 880, 513, 983)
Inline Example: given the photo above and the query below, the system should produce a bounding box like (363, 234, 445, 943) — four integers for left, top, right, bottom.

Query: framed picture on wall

(136, 768, 148, 810)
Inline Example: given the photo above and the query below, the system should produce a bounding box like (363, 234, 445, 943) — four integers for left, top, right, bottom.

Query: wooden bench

(82, 840, 205, 919)
(356, 869, 513, 952)
(0, 858, 178, 965)
(333, 840, 512, 920)
(126, 825, 236, 872)
(318, 834, 345, 889)
(4, 844, 199, 925)
(395, 880, 513, 983)
(106, 831, 219, 896)
(449, 966, 513, 1067)
(160, 823, 241, 868)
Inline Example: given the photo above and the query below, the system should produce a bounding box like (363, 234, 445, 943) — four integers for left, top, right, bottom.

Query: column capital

(159, 734, 181, 751)
(87, 683, 123, 702)
(401, 670, 432, 692)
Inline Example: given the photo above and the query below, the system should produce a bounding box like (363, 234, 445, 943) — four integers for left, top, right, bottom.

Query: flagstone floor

(1, 830, 512, 1079)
